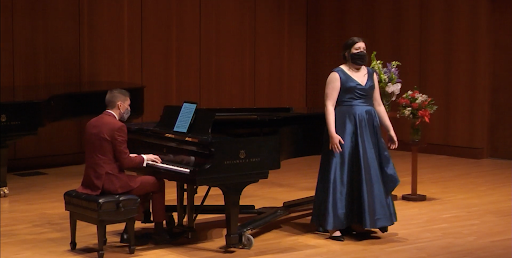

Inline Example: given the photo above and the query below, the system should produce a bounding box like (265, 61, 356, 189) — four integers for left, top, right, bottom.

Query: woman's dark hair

(342, 37, 364, 62)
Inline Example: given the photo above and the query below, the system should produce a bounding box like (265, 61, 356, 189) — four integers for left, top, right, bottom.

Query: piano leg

(176, 183, 185, 227)
(186, 184, 195, 237)
(218, 181, 258, 248)
(0, 145, 9, 198)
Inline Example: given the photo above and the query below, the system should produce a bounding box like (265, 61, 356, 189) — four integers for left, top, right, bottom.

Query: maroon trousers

(127, 175, 166, 222)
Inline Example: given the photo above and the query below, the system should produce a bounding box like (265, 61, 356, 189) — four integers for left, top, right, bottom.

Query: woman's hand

(387, 131, 398, 149)
(329, 134, 344, 153)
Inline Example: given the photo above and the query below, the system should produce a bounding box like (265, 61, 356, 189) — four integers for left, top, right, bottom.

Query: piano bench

(63, 190, 139, 258)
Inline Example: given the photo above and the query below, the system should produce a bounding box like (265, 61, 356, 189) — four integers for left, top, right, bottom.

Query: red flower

(418, 109, 431, 124)
(397, 89, 437, 125)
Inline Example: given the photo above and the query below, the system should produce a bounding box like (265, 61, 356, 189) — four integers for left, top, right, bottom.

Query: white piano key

(147, 161, 190, 174)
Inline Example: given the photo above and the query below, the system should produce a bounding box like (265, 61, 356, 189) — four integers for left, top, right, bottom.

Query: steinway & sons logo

(224, 150, 260, 164)
(1, 114, 21, 125)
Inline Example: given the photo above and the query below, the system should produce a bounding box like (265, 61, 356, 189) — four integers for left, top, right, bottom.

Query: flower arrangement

(370, 52, 402, 111)
(397, 88, 438, 141)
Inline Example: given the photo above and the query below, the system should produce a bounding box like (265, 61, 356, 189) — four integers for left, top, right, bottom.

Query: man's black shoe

(120, 232, 150, 246)
(152, 231, 173, 245)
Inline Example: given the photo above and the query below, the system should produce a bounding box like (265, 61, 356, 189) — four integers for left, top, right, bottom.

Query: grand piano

(126, 105, 325, 249)
(0, 83, 145, 197)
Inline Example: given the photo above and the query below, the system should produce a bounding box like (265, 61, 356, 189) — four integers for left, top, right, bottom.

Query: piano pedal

(185, 227, 196, 239)
(165, 214, 175, 233)
(184, 187, 198, 195)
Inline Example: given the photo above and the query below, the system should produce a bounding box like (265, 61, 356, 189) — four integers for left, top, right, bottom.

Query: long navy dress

(311, 66, 400, 231)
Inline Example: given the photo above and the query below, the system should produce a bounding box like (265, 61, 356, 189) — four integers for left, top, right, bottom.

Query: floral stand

(402, 123, 427, 201)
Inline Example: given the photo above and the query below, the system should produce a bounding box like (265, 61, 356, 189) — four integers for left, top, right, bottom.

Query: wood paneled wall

(200, 0, 256, 108)
(0, 0, 13, 103)
(11, 0, 81, 164)
(80, 0, 142, 88)
(420, 0, 491, 153)
(0, 0, 15, 160)
(254, 0, 307, 110)
(141, 0, 201, 122)
(490, 0, 512, 159)
(306, 0, 510, 159)
(0, 0, 510, 171)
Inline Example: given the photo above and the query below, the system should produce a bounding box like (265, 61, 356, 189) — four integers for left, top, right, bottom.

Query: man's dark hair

(342, 37, 364, 61)
(105, 89, 130, 110)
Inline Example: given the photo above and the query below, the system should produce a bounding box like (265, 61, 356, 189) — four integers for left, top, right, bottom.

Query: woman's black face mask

(349, 51, 367, 66)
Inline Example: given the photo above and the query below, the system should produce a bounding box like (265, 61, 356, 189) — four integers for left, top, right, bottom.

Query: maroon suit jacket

(77, 111, 144, 195)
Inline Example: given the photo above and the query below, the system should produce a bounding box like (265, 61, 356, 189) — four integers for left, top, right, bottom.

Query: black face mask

(349, 51, 367, 66)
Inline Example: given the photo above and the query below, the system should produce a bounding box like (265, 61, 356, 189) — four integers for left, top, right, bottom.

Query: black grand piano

(126, 105, 325, 249)
(0, 84, 145, 197)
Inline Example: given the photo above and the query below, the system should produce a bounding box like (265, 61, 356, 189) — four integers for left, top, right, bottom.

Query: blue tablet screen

(173, 102, 197, 133)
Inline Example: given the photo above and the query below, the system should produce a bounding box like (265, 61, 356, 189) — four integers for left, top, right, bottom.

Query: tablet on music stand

(173, 101, 197, 133)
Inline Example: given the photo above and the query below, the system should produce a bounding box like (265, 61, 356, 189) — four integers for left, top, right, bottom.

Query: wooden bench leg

(97, 222, 106, 258)
(69, 213, 77, 250)
(126, 218, 136, 254)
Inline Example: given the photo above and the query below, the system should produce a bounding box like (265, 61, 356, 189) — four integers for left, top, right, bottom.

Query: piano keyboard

(146, 161, 190, 174)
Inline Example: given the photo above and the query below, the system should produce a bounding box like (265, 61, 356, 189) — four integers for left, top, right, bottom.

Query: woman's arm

(325, 72, 344, 152)
(372, 72, 398, 149)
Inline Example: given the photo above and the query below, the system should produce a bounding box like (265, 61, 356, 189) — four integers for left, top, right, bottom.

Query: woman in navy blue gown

(311, 37, 400, 241)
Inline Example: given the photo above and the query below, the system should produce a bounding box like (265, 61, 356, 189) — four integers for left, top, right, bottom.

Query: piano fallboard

(127, 129, 280, 184)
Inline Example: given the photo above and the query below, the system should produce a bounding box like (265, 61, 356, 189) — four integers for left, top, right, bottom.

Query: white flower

(393, 83, 401, 95)
(404, 108, 412, 116)
(416, 94, 428, 103)
(385, 83, 401, 101)
(386, 83, 401, 93)
(385, 83, 394, 93)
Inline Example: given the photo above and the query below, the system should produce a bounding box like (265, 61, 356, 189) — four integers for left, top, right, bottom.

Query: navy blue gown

(311, 66, 400, 231)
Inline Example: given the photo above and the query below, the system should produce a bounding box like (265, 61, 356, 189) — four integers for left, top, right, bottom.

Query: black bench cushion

(64, 190, 139, 220)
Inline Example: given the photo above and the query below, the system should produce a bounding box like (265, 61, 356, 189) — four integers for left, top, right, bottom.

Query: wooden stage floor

(1, 151, 511, 258)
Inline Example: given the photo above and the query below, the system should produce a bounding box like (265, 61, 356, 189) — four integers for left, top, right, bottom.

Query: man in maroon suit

(77, 88, 171, 244)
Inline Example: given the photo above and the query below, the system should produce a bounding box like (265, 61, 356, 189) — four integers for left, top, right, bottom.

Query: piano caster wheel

(0, 187, 9, 198)
(70, 241, 77, 250)
(242, 234, 254, 250)
(128, 245, 135, 254)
